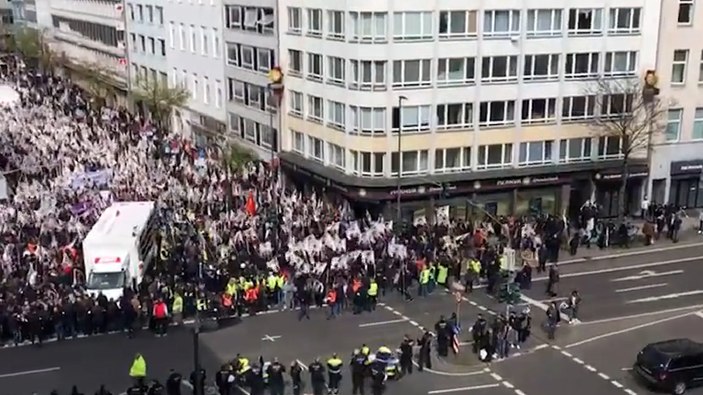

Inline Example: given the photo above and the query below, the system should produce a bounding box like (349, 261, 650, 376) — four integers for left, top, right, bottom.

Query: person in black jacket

(165, 369, 182, 395)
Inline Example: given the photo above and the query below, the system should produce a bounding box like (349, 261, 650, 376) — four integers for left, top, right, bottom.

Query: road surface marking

(261, 335, 282, 342)
(0, 367, 61, 379)
(598, 372, 610, 380)
(559, 241, 703, 265)
(514, 391, 526, 395)
(566, 310, 696, 348)
(428, 384, 500, 394)
(611, 380, 624, 388)
(502, 381, 515, 389)
(611, 270, 683, 282)
(392, 310, 402, 316)
(358, 318, 408, 328)
(695, 312, 703, 319)
(578, 304, 703, 325)
(572, 358, 584, 364)
(519, 294, 549, 311)
(532, 256, 700, 283)
(561, 350, 573, 357)
(615, 283, 668, 293)
(624, 390, 638, 395)
(296, 360, 308, 370)
(584, 365, 597, 372)
(627, 289, 703, 304)
(534, 344, 549, 350)
(235, 385, 250, 395)
(621, 368, 633, 371)
(490, 373, 503, 381)
(559, 348, 639, 395)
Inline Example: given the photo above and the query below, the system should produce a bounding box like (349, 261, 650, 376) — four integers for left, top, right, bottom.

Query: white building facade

(164, 0, 226, 143)
(124, 1, 168, 95)
(276, 0, 662, 219)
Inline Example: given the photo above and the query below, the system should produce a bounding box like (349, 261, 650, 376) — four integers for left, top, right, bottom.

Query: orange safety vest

(352, 280, 361, 293)
(327, 290, 337, 304)
(221, 293, 233, 307)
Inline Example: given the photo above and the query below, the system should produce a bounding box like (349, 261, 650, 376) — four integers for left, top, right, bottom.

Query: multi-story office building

(45, 0, 128, 102)
(125, 0, 168, 107)
(223, 1, 279, 160)
(276, 2, 662, 220)
(165, 0, 226, 144)
(648, 0, 703, 208)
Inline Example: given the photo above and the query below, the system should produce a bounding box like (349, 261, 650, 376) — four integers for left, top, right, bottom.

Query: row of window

(132, 63, 168, 87)
(129, 33, 166, 57)
(286, 8, 641, 42)
(666, 107, 703, 142)
(287, 92, 631, 132)
(127, 3, 164, 25)
(52, 16, 123, 48)
(226, 43, 275, 75)
(168, 22, 221, 58)
(225, 6, 275, 35)
(169, 68, 223, 108)
(286, 51, 638, 89)
(291, 133, 622, 177)
(229, 113, 277, 150)
(227, 79, 276, 113)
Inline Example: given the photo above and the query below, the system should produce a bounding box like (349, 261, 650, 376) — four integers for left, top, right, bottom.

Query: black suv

(633, 338, 703, 394)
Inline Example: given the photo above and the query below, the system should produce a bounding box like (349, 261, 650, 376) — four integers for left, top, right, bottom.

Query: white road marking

(598, 372, 610, 380)
(584, 365, 597, 372)
(235, 385, 250, 395)
(615, 283, 669, 293)
(624, 389, 638, 395)
(566, 311, 696, 348)
(621, 368, 633, 371)
(261, 335, 281, 342)
(572, 358, 584, 364)
(577, 304, 703, 325)
(411, 361, 488, 377)
(478, 305, 488, 311)
(0, 367, 61, 379)
(519, 294, 549, 311)
(428, 384, 501, 394)
(611, 380, 624, 388)
(296, 360, 308, 370)
(696, 312, 703, 319)
(534, 344, 549, 350)
(409, 320, 420, 326)
(558, 241, 703, 265)
(561, 351, 573, 357)
(490, 373, 503, 381)
(358, 318, 408, 328)
(514, 390, 527, 395)
(534, 256, 701, 282)
(611, 270, 683, 282)
(627, 290, 703, 304)
(392, 310, 403, 316)
(502, 381, 515, 389)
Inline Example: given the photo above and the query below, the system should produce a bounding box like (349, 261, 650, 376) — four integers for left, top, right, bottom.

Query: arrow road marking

(611, 270, 683, 282)
(627, 290, 703, 304)
(616, 283, 668, 293)
(261, 335, 282, 342)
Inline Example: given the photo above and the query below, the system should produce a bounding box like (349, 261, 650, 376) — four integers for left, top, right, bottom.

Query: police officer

(350, 349, 366, 395)
(417, 331, 432, 371)
(326, 353, 343, 394)
(146, 380, 165, 395)
(435, 315, 449, 357)
(308, 357, 326, 395)
(215, 364, 234, 395)
(471, 314, 488, 354)
(370, 361, 386, 395)
(399, 335, 414, 376)
(126, 384, 146, 395)
(165, 369, 182, 395)
(290, 361, 303, 395)
(266, 357, 286, 395)
(189, 367, 206, 395)
(246, 363, 265, 395)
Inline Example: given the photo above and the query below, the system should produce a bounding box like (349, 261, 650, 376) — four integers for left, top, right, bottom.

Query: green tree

(72, 61, 117, 110)
(587, 78, 667, 223)
(13, 28, 41, 60)
(130, 76, 189, 127)
(226, 144, 255, 172)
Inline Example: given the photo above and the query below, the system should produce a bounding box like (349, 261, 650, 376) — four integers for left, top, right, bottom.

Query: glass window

(666, 109, 683, 141)
(693, 108, 703, 139)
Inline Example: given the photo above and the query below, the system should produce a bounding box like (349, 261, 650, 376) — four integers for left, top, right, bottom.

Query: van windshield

(87, 272, 124, 290)
(639, 347, 670, 370)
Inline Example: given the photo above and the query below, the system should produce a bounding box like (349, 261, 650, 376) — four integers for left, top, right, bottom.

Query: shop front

(670, 160, 703, 208)
(593, 165, 648, 218)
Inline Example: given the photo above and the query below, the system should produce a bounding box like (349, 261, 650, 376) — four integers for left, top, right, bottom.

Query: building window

(327, 143, 345, 170)
(212, 29, 220, 58)
(226, 5, 241, 29)
(292, 130, 305, 153)
(694, 108, 703, 139)
(128, 4, 134, 20)
(608, 8, 641, 34)
(391, 150, 429, 176)
(257, 48, 272, 73)
(526, 9, 562, 37)
(288, 49, 302, 75)
(436, 103, 473, 130)
(350, 106, 386, 135)
(260, 125, 275, 149)
(327, 10, 344, 39)
(226, 44, 238, 66)
(307, 53, 323, 81)
(604, 51, 638, 77)
(519, 141, 553, 166)
(672, 50, 689, 84)
(327, 56, 345, 85)
(307, 95, 323, 122)
(203, 77, 210, 104)
(601, 94, 633, 118)
(243, 119, 258, 143)
(179, 24, 186, 50)
(392, 59, 432, 88)
(438, 10, 478, 38)
(308, 136, 323, 162)
(477, 144, 513, 169)
(567, 9, 603, 36)
(327, 100, 345, 130)
(159, 39, 166, 56)
(390, 105, 431, 133)
(307, 8, 322, 37)
(246, 84, 262, 110)
(155, 6, 163, 25)
(393, 11, 433, 41)
(192, 74, 199, 99)
(200, 27, 208, 56)
(189, 25, 196, 53)
(666, 109, 683, 141)
(481, 56, 518, 83)
(521, 98, 557, 124)
(479, 101, 515, 127)
(288, 90, 303, 117)
(350, 12, 387, 42)
(559, 138, 592, 163)
(678, 0, 694, 24)
(564, 52, 600, 79)
(228, 79, 244, 102)
(240, 45, 254, 69)
(562, 96, 596, 122)
(483, 10, 520, 38)
(350, 60, 386, 90)
(229, 113, 242, 135)
(288, 7, 302, 34)
(216, 81, 222, 108)
(597, 136, 622, 159)
(137, 4, 143, 21)
(351, 151, 385, 177)
(168, 22, 174, 48)
(437, 57, 475, 85)
(523, 54, 559, 81)
(435, 147, 471, 173)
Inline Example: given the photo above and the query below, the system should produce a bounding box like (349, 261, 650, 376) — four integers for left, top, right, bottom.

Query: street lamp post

(396, 95, 408, 227)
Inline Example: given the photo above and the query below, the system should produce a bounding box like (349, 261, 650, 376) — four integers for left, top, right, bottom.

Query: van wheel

(673, 382, 687, 395)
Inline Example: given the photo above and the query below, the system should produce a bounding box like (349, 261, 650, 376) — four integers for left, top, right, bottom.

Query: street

(2, 240, 703, 395)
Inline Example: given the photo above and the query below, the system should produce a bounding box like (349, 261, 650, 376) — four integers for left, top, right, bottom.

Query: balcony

(50, 0, 122, 26)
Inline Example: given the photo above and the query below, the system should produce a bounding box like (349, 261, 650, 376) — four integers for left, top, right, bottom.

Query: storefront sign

(600, 171, 648, 180)
(389, 184, 458, 197)
(671, 160, 703, 175)
(495, 175, 563, 187)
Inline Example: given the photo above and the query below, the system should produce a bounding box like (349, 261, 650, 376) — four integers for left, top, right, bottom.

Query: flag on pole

(451, 322, 461, 354)
(245, 191, 257, 216)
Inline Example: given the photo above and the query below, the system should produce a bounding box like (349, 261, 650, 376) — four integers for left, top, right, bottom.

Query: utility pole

(192, 220, 204, 395)
(396, 95, 407, 299)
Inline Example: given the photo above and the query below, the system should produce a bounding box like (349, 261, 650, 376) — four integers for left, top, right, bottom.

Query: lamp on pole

(396, 95, 408, 227)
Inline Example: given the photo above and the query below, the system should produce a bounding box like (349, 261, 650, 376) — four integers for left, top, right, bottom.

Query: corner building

(276, 0, 661, 221)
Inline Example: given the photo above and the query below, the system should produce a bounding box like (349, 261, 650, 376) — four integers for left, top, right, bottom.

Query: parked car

(633, 338, 703, 394)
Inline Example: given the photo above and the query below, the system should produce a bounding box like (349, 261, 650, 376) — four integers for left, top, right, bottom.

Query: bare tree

(586, 78, 668, 222)
(130, 76, 189, 128)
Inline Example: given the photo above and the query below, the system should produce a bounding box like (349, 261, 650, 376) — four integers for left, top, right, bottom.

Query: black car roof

(647, 339, 703, 357)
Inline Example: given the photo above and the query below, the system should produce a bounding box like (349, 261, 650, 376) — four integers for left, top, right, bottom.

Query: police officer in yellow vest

(266, 272, 278, 305)
(436, 264, 448, 288)
(236, 354, 251, 376)
(419, 266, 430, 297)
(326, 353, 343, 395)
(172, 293, 184, 325)
(465, 258, 481, 293)
(129, 353, 147, 387)
(368, 278, 378, 310)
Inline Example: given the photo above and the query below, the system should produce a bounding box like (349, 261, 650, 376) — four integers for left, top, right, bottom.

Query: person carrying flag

(447, 312, 461, 355)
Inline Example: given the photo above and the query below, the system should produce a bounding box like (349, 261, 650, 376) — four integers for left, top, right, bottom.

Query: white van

(82, 201, 158, 300)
